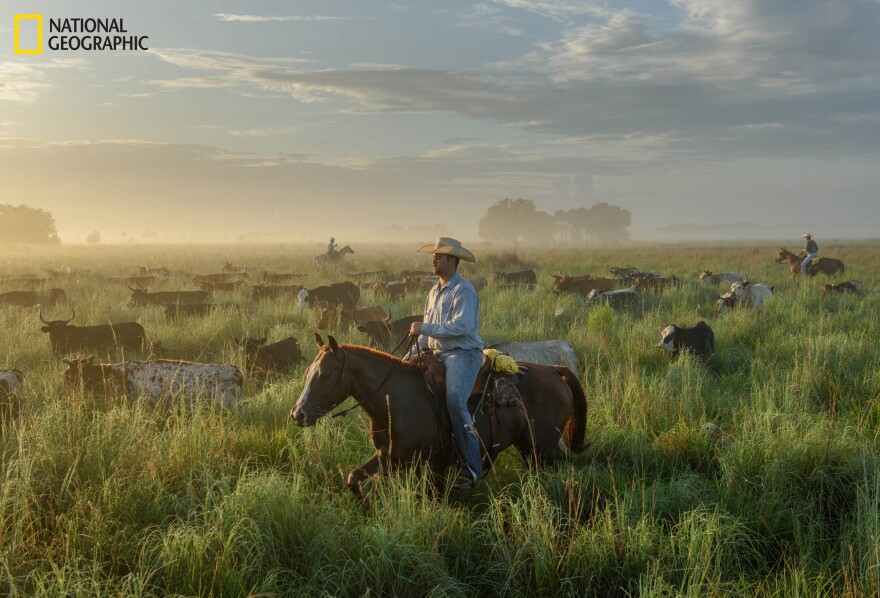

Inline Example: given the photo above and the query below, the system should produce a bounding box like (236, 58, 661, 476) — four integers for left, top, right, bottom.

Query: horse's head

(290, 334, 349, 426)
(774, 248, 789, 263)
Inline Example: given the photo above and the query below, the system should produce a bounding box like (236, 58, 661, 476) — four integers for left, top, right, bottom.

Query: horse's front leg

(347, 453, 386, 502)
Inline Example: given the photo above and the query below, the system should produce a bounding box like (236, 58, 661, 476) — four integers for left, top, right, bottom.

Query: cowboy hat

(417, 237, 475, 263)
(801, 233, 812, 238)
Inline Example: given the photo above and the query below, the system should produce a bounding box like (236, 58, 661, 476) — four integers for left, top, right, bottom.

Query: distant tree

(86, 230, 101, 245)
(478, 198, 556, 244)
(0, 204, 61, 245)
(556, 202, 631, 243)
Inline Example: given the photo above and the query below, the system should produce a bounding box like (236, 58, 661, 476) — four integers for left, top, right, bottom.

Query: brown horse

(775, 248, 845, 277)
(290, 335, 587, 500)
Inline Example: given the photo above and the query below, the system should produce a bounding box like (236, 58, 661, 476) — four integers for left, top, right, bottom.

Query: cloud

(0, 59, 86, 102)
(212, 14, 370, 23)
(457, 4, 524, 36)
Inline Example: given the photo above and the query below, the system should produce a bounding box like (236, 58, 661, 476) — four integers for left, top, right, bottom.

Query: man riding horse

(801, 233, 818, 274)
(405, 237, 483, 490)
(327, 237, 338, 257)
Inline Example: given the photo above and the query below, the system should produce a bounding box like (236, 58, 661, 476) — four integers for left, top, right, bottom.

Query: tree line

(478, 198, 631, 244)
(0, 204, 60, 245)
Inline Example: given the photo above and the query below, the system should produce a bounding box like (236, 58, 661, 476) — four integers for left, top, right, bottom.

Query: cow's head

(39, 308, 75, 344)
(233, 336, 267, 355)
(717, 293, 737, 312)
(290, 334, 348, 427)
(60, 355, 122, 393)
(127, 285, 149, 306)
(657, 325, 677, 351)
(699, 271, 712, 280)
(297, 288, 310, 309)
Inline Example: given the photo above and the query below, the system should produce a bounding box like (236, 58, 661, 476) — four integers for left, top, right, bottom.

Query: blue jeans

(802, 252, 817, 273)
(438, 349, 483, 479)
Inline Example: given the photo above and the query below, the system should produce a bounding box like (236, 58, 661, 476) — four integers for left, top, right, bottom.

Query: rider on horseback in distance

(327, 237, 337, 257)
(801, 233, 818, 274)
(405, 237, 483, 489)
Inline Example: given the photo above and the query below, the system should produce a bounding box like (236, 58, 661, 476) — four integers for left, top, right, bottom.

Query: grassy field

(1, 241, 878, 596)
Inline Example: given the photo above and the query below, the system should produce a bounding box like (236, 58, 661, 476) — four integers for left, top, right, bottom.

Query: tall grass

(1, 241, 878, 595)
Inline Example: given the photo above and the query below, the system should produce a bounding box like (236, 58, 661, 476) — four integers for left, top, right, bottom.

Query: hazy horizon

(2, 1, 879, 243)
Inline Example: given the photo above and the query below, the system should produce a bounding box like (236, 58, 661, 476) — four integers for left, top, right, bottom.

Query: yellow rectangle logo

(14, 14, 43, 54)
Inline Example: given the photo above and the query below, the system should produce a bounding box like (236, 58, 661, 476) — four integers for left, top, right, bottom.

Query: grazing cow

(192, 273, 242, 285)
(198, 280, 245, 292)
(820, 281, 862, 295)
(128, 286, 211, 307)
(489, 270, 538, 286)
(250, 283, 304, 301)
(317, 305, 388, 331)
(586, 285, 638, 308)
(0, 276, 46, 286)
(729, 281, 774, 308)
(716, 293, 737, 312)
(356, 315, 423, 352)
(298, 282, 360, 310)
(233, 336, 302, 373)
(373, 280, 407, 300)
(138, 266, 171, 276)
(404, 275, 438, 292)
(221, 262, 248, 274)
(554, 276, 615, 296)
(657, 322, 715, 361)
(40, 309, 146, 355)
(259, 271, 301, 284)
(0, 369, 24, 398)
(0, 288, 66, 307)
(163, 302, 239, 320)
(634, 275, 678, 293)
(61, 356, 242, 409)
(699, 271, 743, 285)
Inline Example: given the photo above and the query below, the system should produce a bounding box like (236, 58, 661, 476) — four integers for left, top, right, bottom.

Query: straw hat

(801, 233, 811, 239)
(417, 237, 475, 263)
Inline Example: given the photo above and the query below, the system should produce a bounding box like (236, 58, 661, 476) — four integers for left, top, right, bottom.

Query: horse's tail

(555, 366, 587, 453)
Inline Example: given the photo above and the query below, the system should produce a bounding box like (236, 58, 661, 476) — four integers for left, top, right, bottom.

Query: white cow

(699, 271, 743, 285)
(62, 357, 243, 410)
(586, 285, 638, 307)
(0, 369, 24, 397)
(729, 281, 774, 308)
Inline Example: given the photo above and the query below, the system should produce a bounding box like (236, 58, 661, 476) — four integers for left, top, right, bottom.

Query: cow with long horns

(40, 308, 146, 355)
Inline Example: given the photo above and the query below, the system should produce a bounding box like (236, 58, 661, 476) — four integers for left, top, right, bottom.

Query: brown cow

(554, 276, 615, 296)
(820, 281, 861, 295)
(373, 281, 407, 300)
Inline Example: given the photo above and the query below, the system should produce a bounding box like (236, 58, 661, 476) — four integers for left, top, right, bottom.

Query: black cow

(657, 322, 714, 361)
(259, 271, 302, 284)
(251, 283, 304, 300)
(0, 288, 66, 307)
(128, 286, 211, 307)
(39, 309, 146, 355)
(233, 336, 302, 373)
(298, 281, 360, 310)
(356, 315, 423, 352)
(163, 302, 239, 320)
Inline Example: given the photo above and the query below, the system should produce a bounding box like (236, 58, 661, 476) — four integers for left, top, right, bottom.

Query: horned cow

(233, 336, 302, 374)
(62, 357, 242, 409)
(40, 309, 146, 355)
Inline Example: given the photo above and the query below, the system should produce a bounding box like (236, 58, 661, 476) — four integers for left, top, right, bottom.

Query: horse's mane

(339, 344, 423, 371)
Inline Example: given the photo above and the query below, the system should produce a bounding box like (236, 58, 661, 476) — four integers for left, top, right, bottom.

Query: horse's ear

(328, 336, 340, 353)
(314, 333, 324, 349)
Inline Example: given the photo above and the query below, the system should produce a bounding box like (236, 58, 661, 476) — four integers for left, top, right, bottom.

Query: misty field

(1, 242, 878, 597)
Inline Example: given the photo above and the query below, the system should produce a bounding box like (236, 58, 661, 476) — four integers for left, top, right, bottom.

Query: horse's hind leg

(347, 453, 385, 502)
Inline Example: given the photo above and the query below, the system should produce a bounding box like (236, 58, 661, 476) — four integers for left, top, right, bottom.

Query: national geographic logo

(14, 16, 149, 54)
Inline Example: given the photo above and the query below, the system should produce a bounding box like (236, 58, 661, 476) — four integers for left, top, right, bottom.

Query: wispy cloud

(0, 60, 86, 102)
(457, 4, 524, 36)
(212, 14, 370, 23)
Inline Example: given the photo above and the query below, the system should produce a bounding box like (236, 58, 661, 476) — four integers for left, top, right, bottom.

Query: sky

(1, 0, 878, 243)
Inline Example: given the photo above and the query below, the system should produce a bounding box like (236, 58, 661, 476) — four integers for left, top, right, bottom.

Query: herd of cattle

(0, 257, 863, 409)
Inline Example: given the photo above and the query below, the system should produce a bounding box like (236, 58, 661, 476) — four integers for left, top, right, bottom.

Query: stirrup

(454, 466, 479, 489)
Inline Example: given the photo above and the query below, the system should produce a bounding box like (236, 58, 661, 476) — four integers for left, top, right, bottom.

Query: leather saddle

(415, 351, 522, 409)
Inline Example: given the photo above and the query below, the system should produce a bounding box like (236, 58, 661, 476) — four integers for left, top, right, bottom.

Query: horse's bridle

(322, 347, 397, 419)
